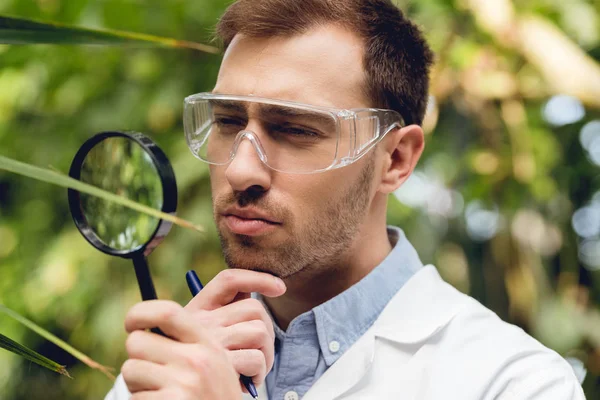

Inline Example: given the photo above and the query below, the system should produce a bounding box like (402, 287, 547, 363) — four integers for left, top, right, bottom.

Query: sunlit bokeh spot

(587, 136, 600, 166)
(512, 210, 562, 256)
(472, 151, 499, 175)
(578, 238, 600, 271)
(579, 120, 600, 165)
(394, 170, 464, 218)
(465, 201, 501, 241)
(542, 95, 585, 126)
(579, 120, 600, 151)
(436, 243, 470, 293)
(572, 205, 600, 238)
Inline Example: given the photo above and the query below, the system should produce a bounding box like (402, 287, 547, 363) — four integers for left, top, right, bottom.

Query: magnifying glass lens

(79, 137, 163, 251)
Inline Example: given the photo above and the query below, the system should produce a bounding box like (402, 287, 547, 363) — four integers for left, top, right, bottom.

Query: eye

(214, 115, 246, 127)
(212, 115, 246, 136)
(274, 124, 321, 138)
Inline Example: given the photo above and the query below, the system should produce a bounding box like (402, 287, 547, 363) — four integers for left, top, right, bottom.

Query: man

(106, 0, 585, 399)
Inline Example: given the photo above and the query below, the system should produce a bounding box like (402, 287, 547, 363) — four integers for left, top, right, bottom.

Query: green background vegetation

(1, 0, 600, 398)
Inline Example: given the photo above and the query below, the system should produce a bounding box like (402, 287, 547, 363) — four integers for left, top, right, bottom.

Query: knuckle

(159, 301, 183, 322)
(124, 303, 143, 330)
(125, 331, 145, 358)
(178, 370, 202, 393)
(183, 347, 210, 371)
(249, 320, 271, 343)
(167, 387, 194, 400)
(238, 349, 267, 381)
(120, 359, 136, 379)
(217, 269, 238, 287)
(247, 348, 266, 371)
(241, 299, 274, 336)
(245, 298, 266, 316)
(193, 309, 213, 324)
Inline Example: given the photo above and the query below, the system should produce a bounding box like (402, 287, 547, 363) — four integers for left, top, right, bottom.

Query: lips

(222, 207, 281, 236)
(224, 207, 280, 223)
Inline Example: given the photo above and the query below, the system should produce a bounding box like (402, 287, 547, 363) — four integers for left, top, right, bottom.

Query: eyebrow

(207, 99, 337, 131)
(207, 99, 247, 114)
(259, 104, 336, 129)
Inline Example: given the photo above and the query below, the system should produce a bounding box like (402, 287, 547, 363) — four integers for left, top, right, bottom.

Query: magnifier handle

(133, 254, 159, 301)
(132, 255, 167, 336)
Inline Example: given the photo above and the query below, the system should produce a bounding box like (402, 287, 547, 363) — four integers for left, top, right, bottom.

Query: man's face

(210, 25, 378, 278)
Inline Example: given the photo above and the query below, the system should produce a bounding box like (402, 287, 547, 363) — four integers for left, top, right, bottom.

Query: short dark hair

(216, 0, 434, 126)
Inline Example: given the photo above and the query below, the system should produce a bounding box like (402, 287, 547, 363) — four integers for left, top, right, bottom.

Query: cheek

(278, 172, 353, 216)
(208, 167, 225, 192)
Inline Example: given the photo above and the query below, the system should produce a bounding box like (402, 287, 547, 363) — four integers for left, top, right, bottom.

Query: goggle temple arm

(348, 110, 403, 162)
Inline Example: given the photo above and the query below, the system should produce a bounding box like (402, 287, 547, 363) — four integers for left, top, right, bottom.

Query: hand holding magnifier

(67, 131, 177, 334)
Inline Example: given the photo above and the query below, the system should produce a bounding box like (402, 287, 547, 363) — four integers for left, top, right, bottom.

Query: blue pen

(185, 270, 259, 399)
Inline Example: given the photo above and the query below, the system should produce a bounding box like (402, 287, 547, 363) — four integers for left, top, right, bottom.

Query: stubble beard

(215, 158, 375, 279)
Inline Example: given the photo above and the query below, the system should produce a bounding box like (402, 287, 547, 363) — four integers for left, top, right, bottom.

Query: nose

(225, 131, 272, 193)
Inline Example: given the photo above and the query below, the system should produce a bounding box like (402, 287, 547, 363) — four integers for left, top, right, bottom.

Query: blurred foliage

(0, 0, 599, 398)
(0, 332, 70, 378)
(0, 14, 219, 52)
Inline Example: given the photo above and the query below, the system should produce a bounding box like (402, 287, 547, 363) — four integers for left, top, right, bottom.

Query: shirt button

(284, 391, 299, 400)
(329, 340, 340, 353)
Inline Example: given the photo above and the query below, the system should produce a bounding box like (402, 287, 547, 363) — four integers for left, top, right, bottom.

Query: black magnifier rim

(68, 131, 177, 258)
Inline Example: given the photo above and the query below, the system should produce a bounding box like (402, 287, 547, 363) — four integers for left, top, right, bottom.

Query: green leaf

(0, 305, 114, 380)
(0, 155, 204, 233)
(0, 14, 220, 54)
(0, 332, 71, 378)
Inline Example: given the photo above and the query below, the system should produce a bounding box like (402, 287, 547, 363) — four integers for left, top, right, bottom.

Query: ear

(378, 125, 425, 194)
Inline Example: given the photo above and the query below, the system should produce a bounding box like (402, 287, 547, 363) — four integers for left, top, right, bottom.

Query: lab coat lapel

(303, 266, 466, 400)
(373, 265, 467, 344)
(302, 329, 376, 400)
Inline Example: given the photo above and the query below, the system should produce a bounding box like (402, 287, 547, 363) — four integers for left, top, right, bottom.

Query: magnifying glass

(67, 131, 177, 304)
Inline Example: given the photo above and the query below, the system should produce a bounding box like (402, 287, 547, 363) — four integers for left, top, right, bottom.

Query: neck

(264, 199, 392, 330)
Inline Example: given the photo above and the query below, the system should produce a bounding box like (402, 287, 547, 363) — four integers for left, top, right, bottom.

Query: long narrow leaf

(0, 332, 71, 378)
(0, 155, 204, 233)
(0, 14, 220, 54)
(0, 305, 114, 380)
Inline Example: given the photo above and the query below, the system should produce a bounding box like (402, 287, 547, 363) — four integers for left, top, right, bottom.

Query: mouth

(221, 208, 281, 236)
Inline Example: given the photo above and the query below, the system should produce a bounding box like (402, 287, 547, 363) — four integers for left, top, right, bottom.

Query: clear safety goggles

(183, 93, 405, 174)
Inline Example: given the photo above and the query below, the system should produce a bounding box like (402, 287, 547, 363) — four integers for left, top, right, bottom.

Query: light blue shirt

(263, 226, 423, 399)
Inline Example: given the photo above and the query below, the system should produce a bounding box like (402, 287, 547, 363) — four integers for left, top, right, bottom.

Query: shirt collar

(265, 226, 423, 366)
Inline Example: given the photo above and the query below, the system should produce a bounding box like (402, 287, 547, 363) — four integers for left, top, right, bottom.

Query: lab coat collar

(373, 265, 467, 343)
(302, 265, 467, 400)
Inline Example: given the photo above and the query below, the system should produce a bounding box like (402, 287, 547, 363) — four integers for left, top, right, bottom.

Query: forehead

(213, 24, 369, 110)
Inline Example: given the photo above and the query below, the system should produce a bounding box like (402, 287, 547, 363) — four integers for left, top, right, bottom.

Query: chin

(223, 249, 288, 277)
(228, 261, 283, 278)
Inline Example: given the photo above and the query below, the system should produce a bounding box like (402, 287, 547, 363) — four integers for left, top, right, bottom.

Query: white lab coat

(105, 265, 585, 399)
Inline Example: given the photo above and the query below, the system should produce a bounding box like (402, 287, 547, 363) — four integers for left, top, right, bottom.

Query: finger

(121, 358, 165, 393)
(219, 320, 274, 372)
(187, 269, 286, 311)
(125, 300, 182, 333)
(229, 349, 268, 385)
(131, 392, 162, 400)
(132, 387, 199, 400)
(125, 302, 206, 343)
(131, 391, 177, 400)
(208, 298, 275, 340)
(126, 330, 192, 365)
